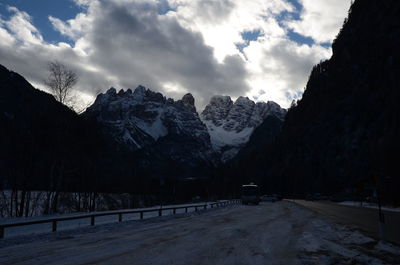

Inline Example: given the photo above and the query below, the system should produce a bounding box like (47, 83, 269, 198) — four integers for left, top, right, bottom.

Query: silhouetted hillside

(231, 0, 400, 202)
(0, 64, 103, 192)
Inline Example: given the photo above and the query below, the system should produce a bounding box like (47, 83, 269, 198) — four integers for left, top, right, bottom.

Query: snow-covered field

(0, 201, 399, 265)
(338, 201, 400, 212)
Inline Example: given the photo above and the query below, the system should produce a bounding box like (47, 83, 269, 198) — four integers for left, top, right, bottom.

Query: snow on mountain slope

(84, 86, 219, 174)
(85, 86, 285, 164)
(84, 86, 166, 149)
(201, 95, 286, 161)
(84, 86, 212, 156)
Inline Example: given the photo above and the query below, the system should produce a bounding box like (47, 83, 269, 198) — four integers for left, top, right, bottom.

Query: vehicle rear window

(242, 186, 259, 196)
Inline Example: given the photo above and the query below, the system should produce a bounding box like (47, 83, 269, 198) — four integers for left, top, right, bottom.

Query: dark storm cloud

(0, 1, 249, 109)
(0, 0, 348, 109)
(82, 1, 249, 107)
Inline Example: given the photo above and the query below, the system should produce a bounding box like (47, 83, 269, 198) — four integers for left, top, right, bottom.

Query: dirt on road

(0, 201, 399, 265)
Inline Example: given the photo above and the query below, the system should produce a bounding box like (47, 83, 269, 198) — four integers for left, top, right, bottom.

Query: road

(0, 201, 399, 265)
(293, 200, 400, 245)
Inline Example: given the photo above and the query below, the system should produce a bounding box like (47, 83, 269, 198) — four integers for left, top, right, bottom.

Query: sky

(0, 0, 352, 110)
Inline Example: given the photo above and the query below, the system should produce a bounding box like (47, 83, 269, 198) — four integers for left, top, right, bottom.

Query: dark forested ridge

(0, 64, 219, 203)
(0, 64, 104, 192)
(227, 0, 400, 203)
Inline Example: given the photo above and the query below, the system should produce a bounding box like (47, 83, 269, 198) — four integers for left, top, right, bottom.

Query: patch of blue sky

(0, 0, 82, 45)
(242, 30, 262, 42)
(277, 0, 332, 48)
(236, 29, 262, 52)
(320, 42, 332, 48)
(285, 90, 304, 102)
(157, 0, 176, 15)
(277, 0, 302, 22)
(287, 29, 314, 46)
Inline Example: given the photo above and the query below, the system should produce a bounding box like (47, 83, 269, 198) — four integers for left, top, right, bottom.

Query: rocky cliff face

(84, 86, 216, 169)
(201, 95, 286, 161)
(86, 87, 286, 164)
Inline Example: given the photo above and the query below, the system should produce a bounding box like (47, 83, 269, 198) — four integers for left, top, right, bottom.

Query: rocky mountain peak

(134, 85, 146, 95)
(201, 95, 286, 161)
(84, 85, 216, 166)
(106, 87, 117, 95)
(234, 96, 253, 105)
(181, 93, 196, 113)
(201, 95, 233, 126)
(86, 86, 286, 164)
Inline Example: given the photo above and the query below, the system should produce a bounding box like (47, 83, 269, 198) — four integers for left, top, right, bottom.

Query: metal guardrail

(0, 199, 241, 238)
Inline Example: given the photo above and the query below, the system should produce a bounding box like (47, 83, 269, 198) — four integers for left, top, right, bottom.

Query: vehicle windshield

(242, 186, 259, 196)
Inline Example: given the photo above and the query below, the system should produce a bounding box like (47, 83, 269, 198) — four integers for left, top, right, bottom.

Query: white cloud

(243, 36, 331, 106)
(168, 0, 292, 61)
(2, 6, 43, 45)
(49, 13, 90, 41)
(286, 0, 352, 43)
(0, 0, 351, 110)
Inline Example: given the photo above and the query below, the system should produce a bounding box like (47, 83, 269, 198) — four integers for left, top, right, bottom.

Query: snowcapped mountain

(84, 86, 286, 167)
(201, 95, 286, 161)
(84, 86, 216, 167)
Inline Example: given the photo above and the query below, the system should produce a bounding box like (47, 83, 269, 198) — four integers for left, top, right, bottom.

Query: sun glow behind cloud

(0, 0, 351, 109)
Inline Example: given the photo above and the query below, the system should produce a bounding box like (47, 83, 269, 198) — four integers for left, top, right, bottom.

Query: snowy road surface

(0, 201, 399, 265)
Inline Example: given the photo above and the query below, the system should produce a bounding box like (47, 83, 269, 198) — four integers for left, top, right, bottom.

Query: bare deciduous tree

(45, 61, 78, 106)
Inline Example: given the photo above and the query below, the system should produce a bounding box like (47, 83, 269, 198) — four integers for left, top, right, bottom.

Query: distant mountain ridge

(84, 86, 217, 168)
(85, 86, 286, 164)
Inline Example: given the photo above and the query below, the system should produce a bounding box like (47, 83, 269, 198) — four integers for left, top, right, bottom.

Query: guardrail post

(91, 216, 95, 226)
(173, 208, 176, 214)
(159, 209, 162, 217)
(52, 221, 57, 232)
(195, 206, 198, 211)
(185, 207, 188, 213)
(140, 212, 144, 219)
(118, 213, 122, 222)
(204, 205, 207, 210)
(0, 226, 4, 238)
